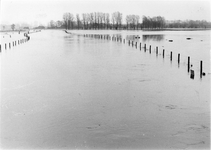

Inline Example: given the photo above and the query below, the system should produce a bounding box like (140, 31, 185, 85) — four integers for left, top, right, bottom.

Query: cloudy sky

(0, 0, 210, 26)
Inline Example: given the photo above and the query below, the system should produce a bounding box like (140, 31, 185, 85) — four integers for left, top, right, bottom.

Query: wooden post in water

(149, 45, 151, 53)
(170, 51, 172, 61)
(200, 61, 203, 78)
(129, 40, 130, 46)
(188, 56, 190, 72)
(140, 43, 141, 50)
(163, 49, 165, 58)
(144, 44, 146, 52)
(132, 41, 133, 47)
(0, 45, 1, 51)
(190, 70, 195, 79)
(178, 53, 180, 64)
(136, 42, 137, 48)
(5, 43, 6, 50)
(156, 47, 158, 55)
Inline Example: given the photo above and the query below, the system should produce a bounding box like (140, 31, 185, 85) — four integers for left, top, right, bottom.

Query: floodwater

(0, 30, 210, 149)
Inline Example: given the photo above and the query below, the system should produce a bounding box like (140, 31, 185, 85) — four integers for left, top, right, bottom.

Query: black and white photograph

(0, 0, 210, 149)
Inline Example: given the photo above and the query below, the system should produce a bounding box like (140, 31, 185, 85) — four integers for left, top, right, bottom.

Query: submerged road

(1, 30, 210, 149)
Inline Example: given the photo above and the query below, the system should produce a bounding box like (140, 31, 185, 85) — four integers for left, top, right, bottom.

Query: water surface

(1, 30, 210, 149)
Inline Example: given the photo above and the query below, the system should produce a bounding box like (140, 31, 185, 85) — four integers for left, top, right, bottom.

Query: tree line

(47, 12, 211, 30)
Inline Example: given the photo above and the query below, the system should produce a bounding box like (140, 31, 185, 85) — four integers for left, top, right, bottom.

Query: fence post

(178, 53, 180, 64)
(200, 61, 203, 78)
(149, 45, 151, 53)
(188, 56, 190, 72)
(144, 44, 146, 52)
(163, 49, 165, 58)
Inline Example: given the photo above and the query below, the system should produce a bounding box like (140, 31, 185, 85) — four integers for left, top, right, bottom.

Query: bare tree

(135, 15, 140, 29)
(94, 12, 97, 29)
(111, 13, 115, 29)
(68, 13, 74, 29)
(76, 14, 81, 29)
(97, 12, 100, 29)
(112, 12, 122, 30)
(63, 13, 69, 30)
(126, 15, 130, 29)
(11, 24, 15, 31)
(82, 13, 86, 29)
(142, 16, 166, 29)
(49, 20, 56, 28)
(105, 13, 110, 29)
(89, 13, 94, 29)
(86, 13, 90, 29)
(63, 13, 74, 30)
(56, 20, 63, 28)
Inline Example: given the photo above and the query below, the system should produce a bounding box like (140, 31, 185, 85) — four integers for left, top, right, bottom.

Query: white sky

(0, 0, 210, 26)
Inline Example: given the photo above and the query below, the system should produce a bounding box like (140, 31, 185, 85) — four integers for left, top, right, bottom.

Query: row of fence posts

(0, 38, 29, 52)
(83, 34, 205, 79)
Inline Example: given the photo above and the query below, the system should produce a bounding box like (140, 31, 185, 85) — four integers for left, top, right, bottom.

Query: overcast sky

(0, 0, 210, 26)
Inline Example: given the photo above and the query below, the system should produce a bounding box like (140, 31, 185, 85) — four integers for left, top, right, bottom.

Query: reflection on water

(142, 35, 164, 41)
(126, 35, 140, 40)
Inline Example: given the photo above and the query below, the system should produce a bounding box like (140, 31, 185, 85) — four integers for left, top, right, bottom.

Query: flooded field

(0, 30, 210, 149)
